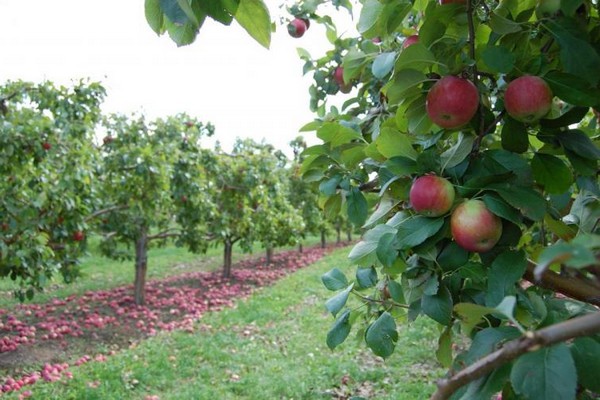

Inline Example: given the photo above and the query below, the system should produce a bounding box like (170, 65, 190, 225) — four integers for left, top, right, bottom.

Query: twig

(431, 311, 600, 400)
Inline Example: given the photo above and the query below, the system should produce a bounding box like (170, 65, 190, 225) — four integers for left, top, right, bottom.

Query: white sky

(0, 1, 356, 155)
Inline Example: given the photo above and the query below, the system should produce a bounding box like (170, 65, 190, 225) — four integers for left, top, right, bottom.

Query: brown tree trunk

(321, 230, 326, 249)
(347, 229, 352, 242)
(336, 227, 341, 244)
(223, 239, 233, 278)
(134, 229, 148, 306)
(298, 242, 303, 253)
(266, 247, 273, 264)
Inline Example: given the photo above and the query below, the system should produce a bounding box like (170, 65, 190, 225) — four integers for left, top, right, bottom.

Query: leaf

(482, 194, 522, 226)
(487, 183, 547, 221)
(145, 0, 165, 34)
(535, 242, 596, 280)
(489, 12, 522, 34)
(325, 283, 354, 317)
(440, 133, 474, 171)
(395, 43, 437, 71)
(532, 153, 573, 194)
(346, 187, 368, 227)
(437, 242, 469, 272)
(372, 52, 397, 79)
(540, 106, 590, 129)
(165, 19, 199, 46)
(386, 69, 428, 105)
(322, 268, 349, 291)
(376, 232, 397, 267)
(327, 310, 351, 350)
(356, 267, 378, 289)
(481, 45, 516, 73)
(510, 344, 577, 400)
(364, 196, 398, 228)
(485, 250, 527, 308)
(234, 0, 271, 49)
(557, 130, 600, 160)
(375, 128, 417, 160)
(544, 71, 600, 107)
(357, 0, 383, 34)
(436, 326, 453, 368)
(160, 0, 189, 25)
(501, 117, 528, 153)
(348, 224, 398, 266)
(454, 303, 496, 335)
(384, 157, 418, 177)
(421, 285, 453, 326)
(571, 337, 600, 392)
(545, 19, 600, 86)
(396, 216, 444, 249)
(365, 312, 398, 359)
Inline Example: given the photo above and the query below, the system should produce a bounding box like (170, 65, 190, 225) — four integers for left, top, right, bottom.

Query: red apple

(333, 66, 345, 86)
(451, 200, 502, 253)
(72, 231, 85, 242)
(426, 76, 479, 129)
(372, 37, 382, 44)
(42, 142, 51, 150)
(287, 18, 307, 38)
(403, 35, 419, 49)
(504, 75, 553, 123)
(301, 18, 310, 29)
(409, 175, 455, 217)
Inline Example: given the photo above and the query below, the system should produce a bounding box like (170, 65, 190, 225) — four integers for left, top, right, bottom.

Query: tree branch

(431, 311, 600, 400)
(359, 179, 379, 193)
(147, 228, 181, 241)
(524, 262, 600, 307)
(85, 205, 129, 222)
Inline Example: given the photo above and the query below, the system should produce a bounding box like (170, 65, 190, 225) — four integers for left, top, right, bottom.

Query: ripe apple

(372, 37, 382, 44)
(402, 35, 419, 49)
(426, 76, 479, 129)
(333, 66, 345, 86)
(409, 175, 455, 217)
(72, 231, 85, 242)
(504, 75, 553, 123)
(451, 200, 502, 253)
(301, 18, 310, 29)
(42, 142, 51, 150)
(535, 0, 561, 19)
(287, 18, 307, 38)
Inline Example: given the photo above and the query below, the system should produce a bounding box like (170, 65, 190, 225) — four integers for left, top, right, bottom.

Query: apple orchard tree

(147, 0, 600, 399)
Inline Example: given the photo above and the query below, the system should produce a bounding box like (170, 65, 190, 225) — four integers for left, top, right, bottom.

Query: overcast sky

(0, 1, 356, 155)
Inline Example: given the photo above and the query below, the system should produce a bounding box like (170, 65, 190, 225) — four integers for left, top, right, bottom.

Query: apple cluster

(410, 175, 502, 253)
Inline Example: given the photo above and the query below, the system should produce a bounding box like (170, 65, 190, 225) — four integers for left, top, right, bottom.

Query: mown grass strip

(10, 247, 443, 400)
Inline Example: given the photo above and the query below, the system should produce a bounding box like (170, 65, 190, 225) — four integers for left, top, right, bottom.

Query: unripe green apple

(426, 76, 479, 129)
(451, 200, 502, 253)
(409, 175, 455, 217)
(504, 75, 553, 123)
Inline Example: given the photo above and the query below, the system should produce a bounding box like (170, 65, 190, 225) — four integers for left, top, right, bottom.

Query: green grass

(0, 235, 324, 308)
(13, 247, 443, 400)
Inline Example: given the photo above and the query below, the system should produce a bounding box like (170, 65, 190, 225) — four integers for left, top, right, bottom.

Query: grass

(0, 235, 324, 309)
(10, 247, 444, 400)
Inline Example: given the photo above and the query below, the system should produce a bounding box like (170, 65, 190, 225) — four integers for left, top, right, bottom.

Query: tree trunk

(266, 247, 273, 264)
(336, 227, 341, 244)
(298, 242, 303, 253)
(223, 239, 233, 279)
(321, 230, 326, 249)
(134, 229, 148, 306)
(347, 229, 352, 242)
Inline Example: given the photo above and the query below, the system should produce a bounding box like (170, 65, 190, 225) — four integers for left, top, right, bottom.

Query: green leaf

(387, 280, 405, 302)
(165, 19, 199, 46)
(376, 232, 397, 267)
(501, 117, 528, 153)
(234, 0, 271, 49)
(145, 0, 165, 34)
(487, 183, 547, 221)
(365, 312, 398, 359)
(510, 344, 577, 400)
(396, 216, 445, 249)
(532, 153, 573, 194)
(325, 283, 354, 317)
(482, 194, 522, 226)
(372, 52, 397, 79)
(322, 268, 349, 291)
(197, 0, 235, 25)
(327, 310, 351, 350)
(384, 157, 418, 177)
(323, 193, 342, 220)
(386, 69, 428, 105)
(319, 176, 340, 196)
(349, 224, 398, 266)
(489, 12, 522, 34)
(421, 285, 453, 326)
(544, 71, 600, 107)
(437, 242, 469, 272)
(481, 45, 516, 73)
(454, 303, 496, 335)
(346, 187, 368, 227)
(557, 130, 600, 160)
(540, 106, 590, 129)
(571, 337, 600, 392)
(436, 326, 453, 368)
(485, 250, 527, 308)
(160, 0, 189, 25)
(357, 0, 383, 34)
(440, 133, 474, 171)
(535, 242, 596, 280)
(356, 267, 378, 289)
(395, 43, 437, 71)
(544, 19, 600, 86)
(375, 127, 417, 160)
(364, 196, 398, 228)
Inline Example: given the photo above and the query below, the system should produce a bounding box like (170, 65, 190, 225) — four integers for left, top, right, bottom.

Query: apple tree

(0, 80, 105, 300)
(147, 0, 600, 398)
(96, 112, 214, 305)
